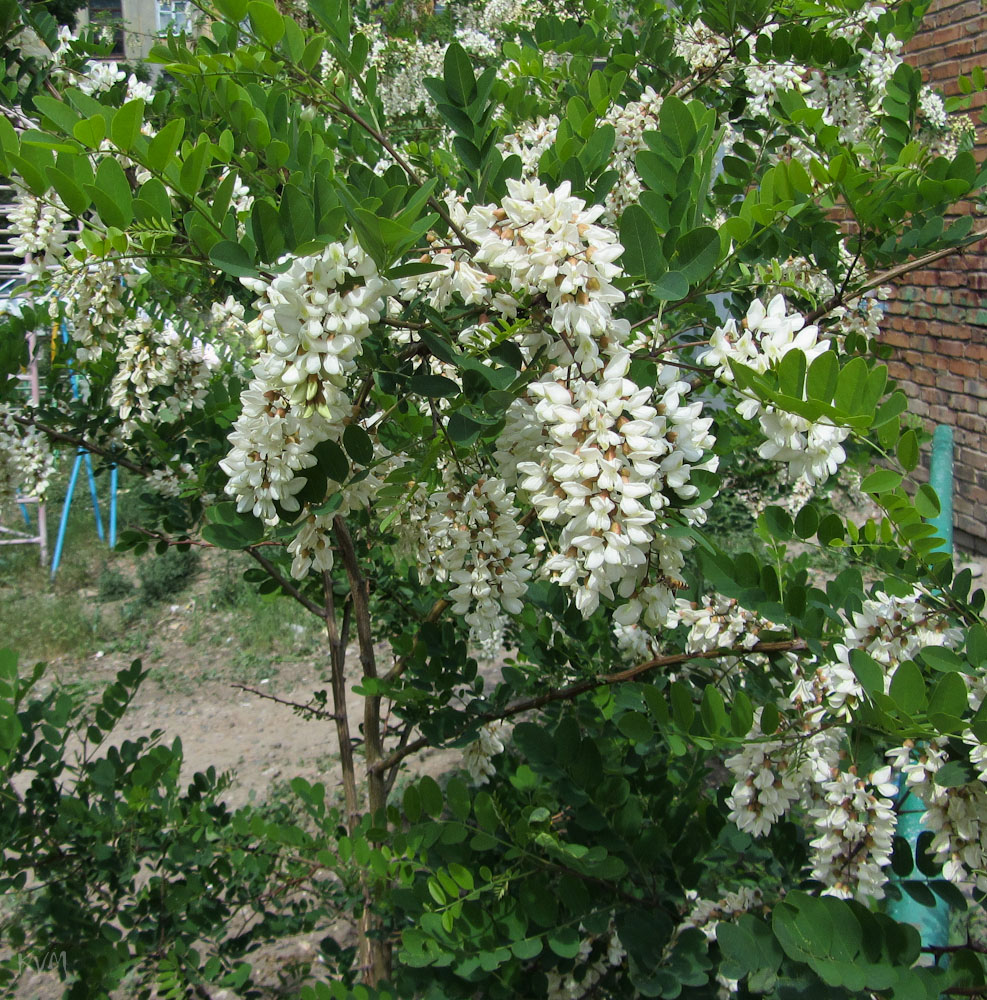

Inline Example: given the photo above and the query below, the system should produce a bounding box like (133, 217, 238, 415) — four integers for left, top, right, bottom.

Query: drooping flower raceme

(108, 314, 219, 434)
(0, 404, 56, 505)
(807, 765, 899, 902)
(420, 477, 533, 647)
(220, 240, 393, 531)
(8, 186, 71, 280)
(508, 347, 717, 619)
(461, 720, 512, 785)
(465, 178, 629, 375)
(818, 588, 962, 718)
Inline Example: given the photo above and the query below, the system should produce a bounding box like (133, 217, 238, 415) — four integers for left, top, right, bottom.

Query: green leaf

(342, 424, 374, 467)
(251, 198, 286, 262)
(111, 99, 145, 152)
(247, 0, 285, 44)
(511, 938, 543, 960)
(46, 166, 90, 216)
(619, 204, 661, 280)
(409, 373, 460, 398)
(617, 711, 653, 742)
(794, 504, 819, 540)
(920, 646, 963, 673)
(806, 351, 838, 403)
(447, 411, 484, 445)
(850, 649, 884, 696)
(928, 671, 968, 719)
(403, 783, 421, 823)
(33, 95, 81, 135)
(179, 138, 213, 199)
(700, 685, 728, 734)
(818, 513, 844, 545)
(861, 470, 903, 494)
(443, 43, 476, 107)
(548, 927, 581, 959)
(418, 775, 443, 818)
(92, 157, 133, 228)
(761, 505, 794, 539)
(889, 660, 926, 714)
(209, 240, 258, 277)
(652, 271, 688, 300)
(915, 484, 941, 518)
(312, 438, 348, 483)
(897, 429, 919, 472)
(669, 681, 694, 731)
(659, 95, 697, 158)
(147, 117, 185, 173)
(670, 226, 719, 284)
(834, 356, 869, 413)
(72, 114, 106, 148)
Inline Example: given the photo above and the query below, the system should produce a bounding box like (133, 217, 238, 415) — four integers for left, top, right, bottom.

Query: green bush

(96, 566, 131, 603)
(136, 546, 200, 605)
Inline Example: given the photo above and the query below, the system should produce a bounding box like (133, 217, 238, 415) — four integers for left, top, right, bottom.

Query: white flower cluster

(75, 60, 127, 96)
(499, 115, 560, 180)
(107, 314, 220, 434)
(220, 240, 392, 525)
(888, 731, 987, 891)
(328, 22, 445, 119)
(464, 178, 629, 374)
(0, 404, 56, 505)
(419, 477, 532, 647)
(808, 765, 898, 901)
(461, 720, 512, 785)
(744, 58, 808, 118)
(817, 588, 962, 718)
(700, 295, 849, 485)
(725, 708, 838, 839)
(506, 347, 716, 619)
(679, 887, 766, 941)
(859, 34, 903, 96)
(674, 593, 772, 656)
(8, 186, 71, 280)
(673, 19, 730, 74)
(125, 74, 155, 102)
(144, 460, 195, 499)
(51, 258, 130, 362)
(725, 586, 963, 900)
(495, 87, 664, 224)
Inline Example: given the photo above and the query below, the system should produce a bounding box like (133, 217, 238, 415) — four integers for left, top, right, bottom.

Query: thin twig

(807, 227, 987, 323)
(324, 94, 475, 251)
(230, 683, 338, 720)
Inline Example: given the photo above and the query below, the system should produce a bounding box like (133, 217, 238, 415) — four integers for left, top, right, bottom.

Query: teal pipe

(886, 424, 953, 957)
(929, 425, 953, 557)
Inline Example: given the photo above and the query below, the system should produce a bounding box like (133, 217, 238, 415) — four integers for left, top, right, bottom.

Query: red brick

(949, 357, 981, 377)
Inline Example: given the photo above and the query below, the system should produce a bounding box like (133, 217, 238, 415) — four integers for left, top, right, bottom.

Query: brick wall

(882, 0, 987, 553)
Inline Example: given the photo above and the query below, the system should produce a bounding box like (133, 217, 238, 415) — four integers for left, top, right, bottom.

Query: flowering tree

(2, 0, 987, 995)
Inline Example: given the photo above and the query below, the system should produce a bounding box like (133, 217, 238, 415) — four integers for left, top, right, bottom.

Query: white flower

(462, 720, 511, 785)
(420, 477, 532, 646)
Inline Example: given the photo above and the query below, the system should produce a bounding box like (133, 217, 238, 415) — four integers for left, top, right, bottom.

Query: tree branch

(371, 638, 810, 774)
(807, 228, 987, 324)
(243, 546, 328, 619)
(9, 413, 149, 475)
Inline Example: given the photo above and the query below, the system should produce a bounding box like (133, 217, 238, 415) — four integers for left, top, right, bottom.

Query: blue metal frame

(49, 320, 118, 577)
